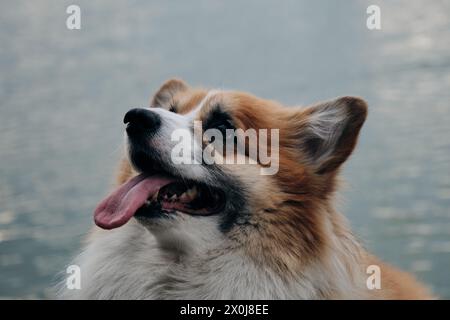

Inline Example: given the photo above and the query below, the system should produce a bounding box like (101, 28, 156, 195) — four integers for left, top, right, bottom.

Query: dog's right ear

(151, 78, 189, 108)
(289, 96, 368, 175)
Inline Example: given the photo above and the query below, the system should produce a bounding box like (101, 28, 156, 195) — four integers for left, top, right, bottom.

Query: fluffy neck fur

(59, 205, 369, 300)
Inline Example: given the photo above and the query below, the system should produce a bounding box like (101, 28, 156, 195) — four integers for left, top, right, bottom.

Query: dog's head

(94, 79, 367, 267)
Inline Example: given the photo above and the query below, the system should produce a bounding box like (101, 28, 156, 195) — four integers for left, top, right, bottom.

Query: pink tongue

(94, 173, 174, 230)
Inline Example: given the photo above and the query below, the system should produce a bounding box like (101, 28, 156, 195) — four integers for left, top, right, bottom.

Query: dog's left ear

(151, 78, 189, 108)
(292, 96, 367, 174)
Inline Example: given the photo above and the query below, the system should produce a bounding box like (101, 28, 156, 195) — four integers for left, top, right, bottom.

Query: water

(0, 0, 449, 298)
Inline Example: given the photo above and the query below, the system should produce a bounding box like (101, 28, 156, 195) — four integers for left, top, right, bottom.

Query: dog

(59, 79, 433, 299)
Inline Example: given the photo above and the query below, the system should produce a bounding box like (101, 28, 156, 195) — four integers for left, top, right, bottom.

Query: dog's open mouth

(94, 173, 225, 230)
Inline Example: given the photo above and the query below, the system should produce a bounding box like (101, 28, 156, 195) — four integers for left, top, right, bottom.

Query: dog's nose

(124, 108, 161, 136)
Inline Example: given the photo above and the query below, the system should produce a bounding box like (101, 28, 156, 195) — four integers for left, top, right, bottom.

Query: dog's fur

(59, 79, 433, 299)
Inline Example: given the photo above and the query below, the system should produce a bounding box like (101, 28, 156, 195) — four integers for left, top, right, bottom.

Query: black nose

(124, 108, 161, 136)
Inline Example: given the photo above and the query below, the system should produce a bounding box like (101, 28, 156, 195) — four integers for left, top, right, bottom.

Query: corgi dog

(60, 79, 433, 299)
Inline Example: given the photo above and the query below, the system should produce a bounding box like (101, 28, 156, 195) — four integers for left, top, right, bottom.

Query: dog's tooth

(179, 192, 188, 201)
(185, 189, 194, 198)
(152, 190, 159, 201)
(186, 186, 198, 198)
(170, 194, 177, 200)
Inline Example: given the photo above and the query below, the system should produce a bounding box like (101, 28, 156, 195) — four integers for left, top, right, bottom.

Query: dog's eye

(205, 119, 235, 145)
(204, 106, 236, 144)
(214, 120, 236, 146)
(216, 121, 234, 136)
(206, 118, 235, 142)
(205, 107, 234, 130)
(169, 104, 177, 113)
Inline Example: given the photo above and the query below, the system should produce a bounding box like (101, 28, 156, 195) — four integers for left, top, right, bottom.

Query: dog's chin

(135, 208, 225, 255)
(133, 206, 179, 229)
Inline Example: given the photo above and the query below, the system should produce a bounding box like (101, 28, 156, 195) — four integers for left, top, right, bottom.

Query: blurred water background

(0, 0, 449, 298)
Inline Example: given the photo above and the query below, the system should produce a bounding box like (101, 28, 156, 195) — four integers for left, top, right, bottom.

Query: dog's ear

(291, 96, 367, 174)
(151, 78, 189, 108)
